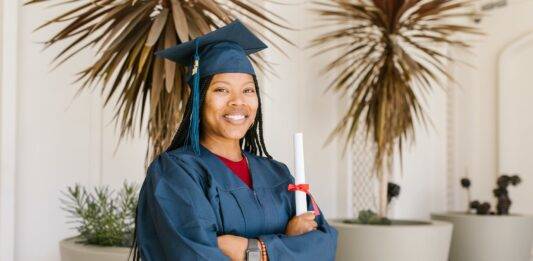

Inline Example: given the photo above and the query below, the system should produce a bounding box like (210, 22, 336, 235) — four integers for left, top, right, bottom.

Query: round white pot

(59, 237, 131, 261)
(431, 212, 533, 261)
(330, 219, 453, 261)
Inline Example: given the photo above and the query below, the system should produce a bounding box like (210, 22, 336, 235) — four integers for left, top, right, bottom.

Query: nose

(228, 92, 245, 107)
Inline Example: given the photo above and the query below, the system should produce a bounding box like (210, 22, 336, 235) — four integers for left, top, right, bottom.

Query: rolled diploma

(294, 133, 308, 216)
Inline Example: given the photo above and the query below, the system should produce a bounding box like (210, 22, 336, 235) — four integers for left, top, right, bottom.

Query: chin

(218, 121, 252, 140)
(223, 131, 247, 140)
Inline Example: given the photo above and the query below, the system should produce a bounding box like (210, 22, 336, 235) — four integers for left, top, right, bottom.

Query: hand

(285, 212, 318, 236)
(217, 235, 247, 261)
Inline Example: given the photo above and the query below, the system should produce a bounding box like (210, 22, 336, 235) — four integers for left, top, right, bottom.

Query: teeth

(224, 114, 245, 120)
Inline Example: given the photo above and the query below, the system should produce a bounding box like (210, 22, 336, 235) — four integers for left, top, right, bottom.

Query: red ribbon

(287, 183, 321, 216)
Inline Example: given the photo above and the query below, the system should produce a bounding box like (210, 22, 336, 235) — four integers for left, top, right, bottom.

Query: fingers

(301, 219, 318, 232)
(298, 213, 318, 231)
(310, 220, 318, 228)
(306, 220, 318, 232)
(285, 213, 319, 236)
(299, 212, 316, 220)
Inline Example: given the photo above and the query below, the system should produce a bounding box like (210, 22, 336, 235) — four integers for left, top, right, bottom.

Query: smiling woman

(201, 73, 260, 160)
(131, 20, 338, 261)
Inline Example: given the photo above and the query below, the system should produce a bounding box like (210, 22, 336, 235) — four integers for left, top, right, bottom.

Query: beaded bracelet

(258, 239, 268, 261)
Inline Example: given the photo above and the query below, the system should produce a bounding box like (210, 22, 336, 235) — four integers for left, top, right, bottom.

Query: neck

(200, 135, 242, 161)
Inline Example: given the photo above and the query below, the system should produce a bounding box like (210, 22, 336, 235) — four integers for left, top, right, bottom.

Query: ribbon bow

(287, 183, 321, 216)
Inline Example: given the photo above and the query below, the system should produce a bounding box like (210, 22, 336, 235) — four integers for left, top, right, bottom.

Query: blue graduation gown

(136, 145, 338, 260)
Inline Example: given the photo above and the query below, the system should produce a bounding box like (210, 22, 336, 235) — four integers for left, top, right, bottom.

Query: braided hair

(129, 74, 270, 260)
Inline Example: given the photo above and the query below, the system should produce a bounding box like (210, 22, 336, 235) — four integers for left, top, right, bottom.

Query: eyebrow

(211, 80, 255, 87)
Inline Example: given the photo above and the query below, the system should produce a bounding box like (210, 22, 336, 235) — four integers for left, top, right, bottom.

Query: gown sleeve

(258, 165, 338, 261)
(137, 152, 229, 261)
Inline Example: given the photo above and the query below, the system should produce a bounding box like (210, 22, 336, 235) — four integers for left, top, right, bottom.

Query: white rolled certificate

(293, 133, 308, 216)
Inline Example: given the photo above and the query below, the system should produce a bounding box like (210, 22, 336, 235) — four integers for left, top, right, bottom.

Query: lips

(223, 113, 248, 124)
(224, 114, 245, 120)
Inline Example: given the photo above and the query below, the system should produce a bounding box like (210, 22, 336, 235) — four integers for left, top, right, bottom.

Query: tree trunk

(379, 171, 388, 217)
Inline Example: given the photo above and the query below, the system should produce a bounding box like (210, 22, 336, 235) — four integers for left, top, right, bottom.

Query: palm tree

(24, 0, 291, 164)
(311, 0, 480, 217)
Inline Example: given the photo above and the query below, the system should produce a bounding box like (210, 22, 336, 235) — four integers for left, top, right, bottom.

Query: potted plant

(431, 175, 533, 261)
(311, 1, 479, 260)
(330, 184, 452, 261)
(59, 182, 138, 261)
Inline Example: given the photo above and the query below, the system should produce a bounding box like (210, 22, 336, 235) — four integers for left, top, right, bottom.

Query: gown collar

(197, 144, 282, 190)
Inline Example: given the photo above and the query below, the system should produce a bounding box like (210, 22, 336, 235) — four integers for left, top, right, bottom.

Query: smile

(223, 114, 248, 123)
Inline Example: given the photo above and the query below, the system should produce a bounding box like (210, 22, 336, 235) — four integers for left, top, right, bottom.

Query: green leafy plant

(345, 210, 392, 225)
(61, 182, 139, 247)
(344, 182, 400, 225)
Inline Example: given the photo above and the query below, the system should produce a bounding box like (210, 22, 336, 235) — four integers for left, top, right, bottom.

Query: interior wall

(450, 0, 533, 211)
(391, 80, 449, 219)
(261, 2, 341, 219)
(498, 31, 533, 215)
(0, 0, 17, 261)
(15, 2, 148, 260)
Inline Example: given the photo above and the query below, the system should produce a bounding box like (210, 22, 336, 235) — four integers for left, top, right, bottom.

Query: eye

(214, 87, 229, 93)
(244, 87, 256, 94)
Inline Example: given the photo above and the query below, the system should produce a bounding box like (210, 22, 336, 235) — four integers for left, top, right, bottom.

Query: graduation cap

(154, 19, 268, 155)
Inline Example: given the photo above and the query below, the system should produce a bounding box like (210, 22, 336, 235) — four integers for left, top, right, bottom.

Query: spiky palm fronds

(311, 0, 480, 217)
(24, 0, 290, 164)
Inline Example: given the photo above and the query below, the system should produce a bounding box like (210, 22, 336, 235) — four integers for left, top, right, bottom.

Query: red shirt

(216, 154, 253, 188)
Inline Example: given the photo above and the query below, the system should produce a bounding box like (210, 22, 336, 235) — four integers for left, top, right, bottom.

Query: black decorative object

(460, 178, 471, 188)
(461, 174, 521, 215)
(494, 174, 521, 215)
(461, 177, 472, 213)
(387, 182, 401, 204)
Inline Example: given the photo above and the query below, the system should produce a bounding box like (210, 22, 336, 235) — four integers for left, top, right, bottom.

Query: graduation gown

(136, 144, 338, 261)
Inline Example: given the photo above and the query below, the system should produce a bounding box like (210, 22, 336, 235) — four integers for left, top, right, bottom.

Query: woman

(131, 20, 338, 261)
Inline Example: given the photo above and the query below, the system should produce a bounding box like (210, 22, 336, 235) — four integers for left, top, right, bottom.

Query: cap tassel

(189, 38, 201, 155)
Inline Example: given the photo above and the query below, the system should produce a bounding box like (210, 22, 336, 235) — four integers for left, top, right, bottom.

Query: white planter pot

(431, 212, 533, 261)
(330, 219, 453, 261)
(59, 237, 131, 261)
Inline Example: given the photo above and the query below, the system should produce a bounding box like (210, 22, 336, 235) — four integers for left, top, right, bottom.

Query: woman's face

(201, 73, 258, 143)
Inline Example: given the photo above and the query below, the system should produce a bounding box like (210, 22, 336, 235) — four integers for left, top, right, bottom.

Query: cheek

(245, 97, 259, 125)
(203, 97, 225, 126)
(248, 96, 259, 115)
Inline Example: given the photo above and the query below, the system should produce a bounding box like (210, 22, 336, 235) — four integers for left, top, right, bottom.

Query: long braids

(165, 76, 211, 152)
(240, 76, 270, 157)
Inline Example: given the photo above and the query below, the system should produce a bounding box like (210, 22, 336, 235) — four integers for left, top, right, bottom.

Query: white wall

(1, 1, 17, 261)
(388, 0, 533, 219)
(499, 32, 533, 215)
(10, 2, 147, 261)
(450, 0, 533, 211)
(261, 3, 341, 219)
(496, 3, 533, 215)
(391, 80, 449, 220)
